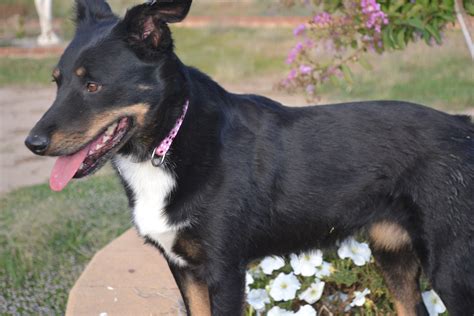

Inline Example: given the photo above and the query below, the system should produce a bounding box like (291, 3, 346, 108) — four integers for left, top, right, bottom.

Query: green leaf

(422, 29, 431, 45)
(464, 0, 474, 16)
(425, 24, 442, 44)
(438, 13, 456, 22)
(327, 266, 359, 286)
(388, 1, 405, 13)
(406, 4, 423, 18)
(419, 0, 429, 6)
(401, 3, 415, 14)
(340, 64, 353, 84)
(397, 29, 406, 49)
(388, 26, 397, 47)
(382, 28, 393, 49)
(406, 18, 425, 30)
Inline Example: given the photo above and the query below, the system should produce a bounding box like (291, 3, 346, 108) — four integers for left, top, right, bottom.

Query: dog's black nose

(25, 134, 50, 154)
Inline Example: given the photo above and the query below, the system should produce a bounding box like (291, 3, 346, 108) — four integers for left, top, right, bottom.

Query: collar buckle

(151, 150, 166, 167)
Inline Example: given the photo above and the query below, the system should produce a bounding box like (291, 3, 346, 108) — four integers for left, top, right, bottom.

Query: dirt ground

(1, 85, 472, 195)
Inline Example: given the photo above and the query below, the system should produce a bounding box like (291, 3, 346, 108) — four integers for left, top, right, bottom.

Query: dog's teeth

(106, 123, 117, 136)
(79, 163, 84, 170)
(102, 135, 110, 143)
(96, 144, 104, 150)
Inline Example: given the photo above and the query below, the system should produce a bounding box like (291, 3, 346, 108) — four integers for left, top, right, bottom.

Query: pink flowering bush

(279, 0, 458, 100)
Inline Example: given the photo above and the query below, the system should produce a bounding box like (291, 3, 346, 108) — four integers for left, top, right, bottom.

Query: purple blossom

(286, 42, 304, 64)
(287, 69, 298, 81)
(306, 84, 315, 94)
(293, 24, 306, 36)
(360, 0, 389, 33)
(313, 12, 332, 27)
(299, 65, 313, 75)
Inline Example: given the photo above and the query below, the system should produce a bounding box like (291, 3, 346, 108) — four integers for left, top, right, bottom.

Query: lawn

(1, 27, 472, 110)
(0, 174, 130, 314)
(1, 0, 307, 20)
(318, 30, 474, 111)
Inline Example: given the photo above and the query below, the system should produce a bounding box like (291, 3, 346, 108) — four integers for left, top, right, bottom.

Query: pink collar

(151, 100, 189, 167)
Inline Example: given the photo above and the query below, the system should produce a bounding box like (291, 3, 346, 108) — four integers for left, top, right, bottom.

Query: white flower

(295, 305, 317, 316)
(290, 250, 323, 276)
(246, 288, 270, 311)
(267, 306, 295, 316)
(350, 288, 370, 307)
(269, 272, 301, 301)
(299, 280, 325, 304)
(337, 237, 372, 266)
(245, 272, 254, 293)
(260, 256, 285, 275)
(422, 290, 446, 316)
(314, 261, 333, 278)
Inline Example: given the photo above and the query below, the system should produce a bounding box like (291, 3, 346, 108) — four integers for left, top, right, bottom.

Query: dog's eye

(86, 82, 101, 93)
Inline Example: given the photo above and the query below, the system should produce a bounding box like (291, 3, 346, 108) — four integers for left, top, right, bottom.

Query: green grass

(319, 32, 474, 111)
(0, 27, 295, 86)
(0, 57, 57, 86)
(0, 174, 130, 314)
(0, 0, 307, 19)
(1, 28, 472, 110)
(174, 27, 294, 82)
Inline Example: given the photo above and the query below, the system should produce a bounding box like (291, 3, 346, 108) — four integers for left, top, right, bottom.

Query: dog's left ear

(146, 0, 192, 23)
(118, 0, 192, 53)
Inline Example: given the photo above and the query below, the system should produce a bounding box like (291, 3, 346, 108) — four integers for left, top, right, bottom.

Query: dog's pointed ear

(147, 0, 192, 23)
(118, 0, 192, 52)
(75, 0, 115, 24)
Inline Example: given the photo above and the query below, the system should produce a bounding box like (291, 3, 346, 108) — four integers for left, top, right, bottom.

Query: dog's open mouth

(50, 117, 132, 191)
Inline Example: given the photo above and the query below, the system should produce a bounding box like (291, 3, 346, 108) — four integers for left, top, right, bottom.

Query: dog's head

(25, 0, 192, 191)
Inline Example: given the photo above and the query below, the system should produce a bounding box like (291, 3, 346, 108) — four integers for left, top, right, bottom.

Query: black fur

(26, 1, 474, 315)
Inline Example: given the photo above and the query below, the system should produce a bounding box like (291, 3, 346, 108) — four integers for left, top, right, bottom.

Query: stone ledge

(66, 229, 185, 315)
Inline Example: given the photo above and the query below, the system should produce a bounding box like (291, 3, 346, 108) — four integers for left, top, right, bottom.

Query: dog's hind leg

(168, 264, 211, 316)
(207, 264, 246, 316)
(370, 222, 428, 316)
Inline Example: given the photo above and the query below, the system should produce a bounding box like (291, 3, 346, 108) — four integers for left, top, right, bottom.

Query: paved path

(0, 87, 56, 194)
(66, 229, 185, 316)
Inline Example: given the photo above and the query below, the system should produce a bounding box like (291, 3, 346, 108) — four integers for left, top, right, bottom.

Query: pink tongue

(50, 144, 91, 192)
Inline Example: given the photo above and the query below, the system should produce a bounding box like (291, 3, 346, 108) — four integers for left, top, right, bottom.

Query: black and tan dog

(25, 0, 473, 315)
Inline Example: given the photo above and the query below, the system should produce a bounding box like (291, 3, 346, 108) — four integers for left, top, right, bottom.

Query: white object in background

(34, 0, 60, 46)
(455, 0, 474, 60)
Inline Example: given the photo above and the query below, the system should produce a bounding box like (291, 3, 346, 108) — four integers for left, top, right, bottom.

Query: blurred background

(0, 0, 472, 314)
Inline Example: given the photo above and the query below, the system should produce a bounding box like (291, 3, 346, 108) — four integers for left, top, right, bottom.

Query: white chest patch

(115, 155, 188, 266)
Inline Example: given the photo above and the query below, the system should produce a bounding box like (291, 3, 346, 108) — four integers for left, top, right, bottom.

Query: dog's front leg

(168, 262, 211, 316)
(208, 265, 246, 316)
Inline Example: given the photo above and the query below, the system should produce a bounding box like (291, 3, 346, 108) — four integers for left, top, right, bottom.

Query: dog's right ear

(75, 0, 115, 24)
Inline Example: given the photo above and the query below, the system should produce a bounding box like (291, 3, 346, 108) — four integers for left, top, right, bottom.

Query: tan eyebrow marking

(75, 67, 86, 77)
